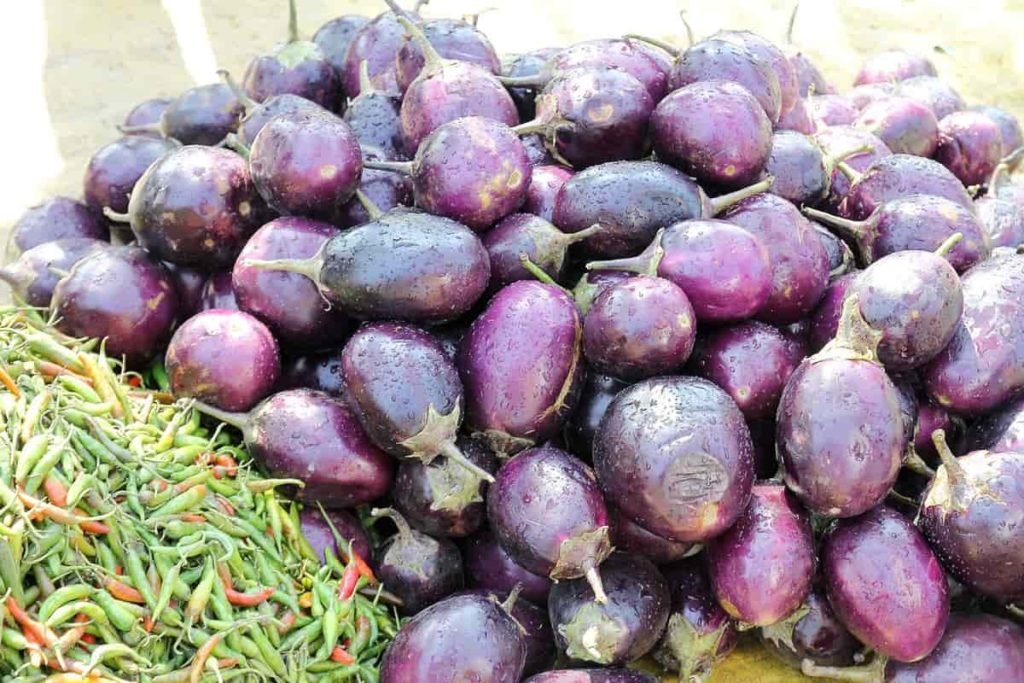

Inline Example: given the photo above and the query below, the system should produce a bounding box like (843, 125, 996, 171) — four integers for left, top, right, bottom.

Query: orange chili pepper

(105, 577, 146, 604)
(0, 365, 20, 397)
(43, 477, 69, 508)
(330, 646, 356, 665)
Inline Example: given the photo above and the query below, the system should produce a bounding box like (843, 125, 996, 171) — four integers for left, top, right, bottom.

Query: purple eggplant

(513, 66, 653, 170)
(394, 16, 501, 92)
(778, 96, 816, 135)
(164, 262, 205, 316)
(652, 80, 772, 187)
(975, 195, 1024, 248)
(963, 396, 1024, 453)
(83, 135, 179, 215)
(233, 90, 330, 147)
(126, 146, 266, 269)
(913, 398, 958, 464)
(776, 296, 905, 517)
(972, 104, 1024, 160)
(839, 153, 973, 220)
(123, 97, 172, 129)
(8, 197, 108, 256)
(0, 238, 107, 307)
(808, 271, 859, 351)
(897, 75, 966, 120)
(934, 110, 1005, 186)
(503, 48, 561, 122)
(122, 83, 242, 145)
(341, 322, 493, 481)
(341, 64, 404, 158)
(690, 320, 807, 420)
(197, 271, 239, 312)
(764, 130, 829, 206)
(594, 376, 755, 542)
(724, 193, 830, 324)
(549, 553, 669, 666)
(670, 38, 781, 123)
(805, 194, 989, 273)
(463, 529, 552, 605)
(523, 164, 572, 222)
(483, 213, 595, 288)
(488, 446, 610, 601)
(312, 15, 369, 82)
(379, 591, 526, 682)
(850, 239, 964, 370)
(713, 29, 798, 115)
(609, 506, 692, 565)
(278, 350, 343, 395)
(165, 309, 280, 412)
(854, 49, 936, 86)
(572, 271, 633, 315)
(333, 146, 413, 228)
(365, 116, 531, 231)
(923, 253, 1024, 414)
(241, 0, 339, 110)
(565, 372, 629, 462)
(526, 670, 656, 683)
(51, 246, 179, 366)
(822, 505, 949, 662)
(814, 126, 892, 213)
(589, 217, 773, 324)
(854, 96, 939, 157)
(553, 160, 771, 259)
(249, 110, 362, 219)
(392, 9, 516, 155)
(298, 506, 372, 564)
(919, 432, 1024, 602)
(808, 94, 858, 126)
(371, 507, 463, 614)
(655, 556, 738, 681)
(582, 275, 696, 380)
(814, 225, 856, 280)
(459, 588, 555, 677)
(198, 388, 394, 508)
(760, 586, 861, 670)
(232, 217, 350, 349)
(706, 483, 815, 626)
(340, 8, 421, 96)
(458, 281, 581, 455)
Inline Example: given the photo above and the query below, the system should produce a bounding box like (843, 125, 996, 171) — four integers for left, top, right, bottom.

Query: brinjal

(808, 271, 859, 351)
(122, 83, 243, 145)
(975, 195, 1024, 248)
(523, 164, 573, 222)
(83, 135, 179, 215)
(813, 126, 891, 213)
(340, 7, 421, 96)
(565, 372, 629, 461)
(525, 670, 657, 683)
(394, 16, 501, 92)
(298, 506, 372, 564)
(854, 49, 937, 86)
(459, 588, 555, 677)
(972, 104, 1024, 160)
(897, 75, 966, 121)
(760, 585, 861, 670)
(853, 96, 939, 157)
(197, 271, 239, 312)
(838, 153, 973, 220)
(0, 238, 107, 308)
(342, 62, 404, 158)
(963, 396, 1024, 453)
(8, 197, 108, 257)
(608, 506, 692, 565)
(483, 213, 596, 288)
(312, 14, 369, 83)
(463, 529, 552, 605)
(594, 376, 755, 542)
(934, 110, 1005, 186)
(232, 87, 330, 147)
(370, 507, 463, 614)
(670, 38, 782, 123)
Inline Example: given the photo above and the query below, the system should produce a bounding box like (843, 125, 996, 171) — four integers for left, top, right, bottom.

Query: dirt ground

(0, 3, 1021, 676)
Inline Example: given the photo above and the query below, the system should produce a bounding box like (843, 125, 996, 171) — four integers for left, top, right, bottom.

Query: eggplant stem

(623, 34, 679, 56)
(218, 70, 257, 111)
(438, 440, 496, 484)
(362, 159, 415, 176)
(679, 10, 695, 47)
(118, 122, 161, 136)
(801, 656, 886, 682)
(393, 12, 442, 68)
(786, 2, 801, 44)
(709, 176, 774, 215)
(241, 255, 321, 282)
(223, 133, 251, 160)
(931, 429, 965, 485)
(934, 232, 963, 258)
(823, 293, 883, 360)
(836, 160, 862, 183)
(102, 208, 130, 224)
(560, 223, 603, 246)
(517, 254, 561, 289)
(1001, 144, 1024, 168)
(192, 401, 250, 433)
(499, 74, 548, 89)
(903, 449, 935, 478)
(354, 189, 383, 220)
(370, 507, 414, 538)
(287, 0, 299, 43)
(586, 228, 665, 277)
(358, 60, 374, 95)
(585, 565, 608, 604)
(802, 207, 865, 241)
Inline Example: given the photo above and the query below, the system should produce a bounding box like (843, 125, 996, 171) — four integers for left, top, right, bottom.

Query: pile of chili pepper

(0, 307, 400, 682)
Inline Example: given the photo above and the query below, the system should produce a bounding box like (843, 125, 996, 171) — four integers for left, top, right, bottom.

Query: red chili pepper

(105, 577, 146, 604)
(338, 563, 360, 601)
(330, 646, 356, 665)
(213, 454, 238, 477)
(349, 550, 376, 583)
(277, 611, 297, 634)
(215, 495, 235, 517)
(80, 632, 97, 645)
(74, 508, 110, 535)
(42, 477, 68, 508)
(5, 596, 56, 647)
(217, 563, 275, 607)
(142, 615, 155, 633)
(180, 513, 205, 524)
(126, 375, 142, 388)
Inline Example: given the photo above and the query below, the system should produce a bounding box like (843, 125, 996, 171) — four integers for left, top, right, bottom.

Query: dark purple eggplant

(123, 97, 172, 129)
(277, 350, 344, 395)
(503, 48, 561, 122)
(523, 163, 573, 222)
(488, 446, 611, 600)
(760, 585, 861, 670)
(312, 15, 369, 82)
(655, 556, 738, 681)
(972, 104, 1024, 160)
(340, 8, 421, 96)
(126, 145, 266, 269)
(706, 483, 815, 626)
(298, 506, 372, 564)
(197, 271, 240, 313)
(919, 431, 1024, 602)
(51, 245, 179, 367)
(333, 146, 413, 228)
(548, 552, 670, 666)
(652, 80, 772, 188)
(0, 238, 107, 307)
(459, 588, 555, 677)
(463, 529, 552, 605)
(609, 506, 692, 565)
(249, 110, 363, 219)
(341, 63, 404, 158)
(724, 193, 830, 324)
(163, 262, 205, 316)
(241, 0, 339, 110)
(121, 83, 243, 145)
(244, 209, 490, 324)
(8, 197, 108, 256)
(165, 309, 279, 412)
(458, 281, 582, 455)
(552, 160, 771, 259)
(370, 507, 464, 614)
(83, 135, 179, 215)
(764, 130, 828, 206)
(233, 89, 330, 147)
(232, 217, 350, 349)
(821, 506, 949, 662)
(379, 591, 526, 682)
(963, 396, 1024, 454)
(483, 213, 596, 288)
(839, 153, 973, 220)
(923, 253, 1024, 415)
(583, 275, 696, 380)
(776, 296, 905, 517)
(395, 16, 501, 92)
(565, 372, 629, 462)
(689, 320, 807, 420)
(809, 94, 858, 126)
(197, 388, 394, 508)
(808, 271, 859, 351)
(935, 110, 1004, 186)
(813, 126, 892, 213)
(341, 321, 493, 482)
(594, 376, 755, 542)
(777, 97, 816, 135)
(805, 194, 989, 273)
(713, 29, 798, 115)
(525, 670, 657, 683)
